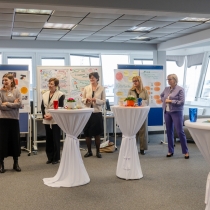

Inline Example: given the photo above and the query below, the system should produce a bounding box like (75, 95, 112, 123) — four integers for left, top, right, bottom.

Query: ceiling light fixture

(44, 23, 75, 29)
(132, 36, 153, 41)
(127, 26, 157, 32)
(12, 32, 37, 37)
(15, 8, 53, 15)
(180, 17, 210, 22)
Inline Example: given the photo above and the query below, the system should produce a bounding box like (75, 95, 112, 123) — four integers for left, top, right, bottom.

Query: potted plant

(67, 98, 76, 109)
(124, 95, 136, 106)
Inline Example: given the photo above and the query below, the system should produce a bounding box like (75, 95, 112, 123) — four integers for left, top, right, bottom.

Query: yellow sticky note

(123, 70, 129, 76)
(128, 76, 133, 82)
(132, 71, 138, 77)
(116, 91, 123, 96)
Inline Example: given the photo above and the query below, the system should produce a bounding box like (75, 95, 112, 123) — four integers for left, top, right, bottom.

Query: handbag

(100, 142, 115, 153)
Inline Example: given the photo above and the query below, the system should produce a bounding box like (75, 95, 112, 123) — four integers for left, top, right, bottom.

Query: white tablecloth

(111, 106, 150, 180)
(185, 118, 210, 210)
(43, 108, 93, 187)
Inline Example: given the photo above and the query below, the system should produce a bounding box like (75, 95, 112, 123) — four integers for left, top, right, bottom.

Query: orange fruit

(156, 99, 162, 104)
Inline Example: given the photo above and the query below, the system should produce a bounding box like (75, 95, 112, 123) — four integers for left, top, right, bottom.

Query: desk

(185, 119, 210, 210)
(111, 105, 150, 180)
(43, 108, 93, 187)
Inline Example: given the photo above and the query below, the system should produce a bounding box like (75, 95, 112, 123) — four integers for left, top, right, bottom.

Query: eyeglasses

(132, 80, 138, 83)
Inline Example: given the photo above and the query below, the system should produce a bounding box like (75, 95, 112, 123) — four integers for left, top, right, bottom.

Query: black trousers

(44, 124, 61, 162)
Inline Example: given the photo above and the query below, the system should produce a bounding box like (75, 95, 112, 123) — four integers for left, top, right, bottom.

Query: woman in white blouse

(82, 72, 106, 158)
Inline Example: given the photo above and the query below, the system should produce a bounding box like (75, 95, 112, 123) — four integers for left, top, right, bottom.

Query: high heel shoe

(13, 161, 21, 172)
(0, 161, 5, 173)
(185, 154, 190, 159)
(166, 153, 173, 157)
(96, 152, 102, 158)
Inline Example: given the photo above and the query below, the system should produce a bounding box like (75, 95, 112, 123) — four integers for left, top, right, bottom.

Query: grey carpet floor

(0, 134, 208, 210)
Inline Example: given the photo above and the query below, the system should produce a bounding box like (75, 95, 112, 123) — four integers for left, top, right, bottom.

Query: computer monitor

(106, 99, 111, 111)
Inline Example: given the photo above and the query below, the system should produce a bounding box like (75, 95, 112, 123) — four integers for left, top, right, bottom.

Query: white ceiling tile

(0, 27, 11, 32)
(74, 25, 104, 31)
(41, 29, 69, 34)
(12, 36, 36, 40)
(115, 34, 140, 39)
(0, 8, 14, 14)
(151, 16, 185, 21)
(165, 22, 202, 28)
(126, 40, 148, 43)
(100, 26, 130, 32)
(0, 21, 12, 27)
(79, 18, 114, 25)
(48, 16, 83, 24)
(67, 30, 94, 35)
(62, 34, 88, 39)
(152, 28, 183, 33)
(109, 19, 144, 27)
(82, 39, 103, 42)
(108, 37, 130, 41)
(60, 38, 82, 41)
(194, 24, 210, 30)
(14, 22, 44, 28)
(52, 11, 88, 17)
(13, 28, 41, 33)
(87, 13, 122, 19)
(138, 20, 173, 27)
(119, 32, 146, 36)
(0, 31, 11, 36)
(83, 36, 108, 41)
(120, 15, 155, 20)
(15, 14, 49, 22)
(38, 33, 63, 38)
(105, 40, 124, 42)
(93, 31, 120, 36)
(0, 36, 10, 39)
(0, 14, 13, 21)
(36, 37, 59, 40)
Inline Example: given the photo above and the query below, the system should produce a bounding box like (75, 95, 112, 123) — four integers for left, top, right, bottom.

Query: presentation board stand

(33, 66, 107, 152)
(0, 65, 31, 155)
(115, 65, 165, 144)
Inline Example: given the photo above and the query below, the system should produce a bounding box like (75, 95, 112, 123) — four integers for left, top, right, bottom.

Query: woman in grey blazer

(160, 74, 189, 159)
(128, 76, 149, 155)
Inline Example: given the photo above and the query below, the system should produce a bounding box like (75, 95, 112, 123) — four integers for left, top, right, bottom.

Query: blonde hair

(131, 76, 144, 92)
(167, 74, 178, 84)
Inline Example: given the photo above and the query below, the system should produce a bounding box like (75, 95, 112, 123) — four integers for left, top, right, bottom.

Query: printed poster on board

(114, 69, 139, 104)
(140, 70, 163, 107)
(0, 70, 30, 112)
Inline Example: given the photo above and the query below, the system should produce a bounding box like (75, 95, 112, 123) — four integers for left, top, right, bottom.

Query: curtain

(187, 53, 204, 68)
(166, 55, 185, 67)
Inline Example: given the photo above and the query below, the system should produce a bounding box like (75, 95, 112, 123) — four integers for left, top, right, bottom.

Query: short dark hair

(48, 78, 59, 86)
(89, 72, 99, 81)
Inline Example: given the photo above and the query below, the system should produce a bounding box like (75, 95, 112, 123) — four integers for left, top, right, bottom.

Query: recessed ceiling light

(180, 17, 210, 22)
(12, 32, 37, 37)
(44, 23, 75, 29)
(132, 36, 153, 41)
(127, 26, 157, 32)
(15, 8, 53, 15)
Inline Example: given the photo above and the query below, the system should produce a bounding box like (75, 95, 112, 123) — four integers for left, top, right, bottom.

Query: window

(134, 59, 153, 65)
(70, 55, 100, 66)
(185, 65, 202, 101)
(201, 58, 210, 98)
(8, 57, 32, 85)
(41, 58, 65, 66)
(166, 61, 185, 87)
(0, 54, 2, 64)
(101, 55, 129, 103)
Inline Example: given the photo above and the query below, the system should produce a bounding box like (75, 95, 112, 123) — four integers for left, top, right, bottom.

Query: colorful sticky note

(123, 70, 129, 76)
(132, 71, 138, 77)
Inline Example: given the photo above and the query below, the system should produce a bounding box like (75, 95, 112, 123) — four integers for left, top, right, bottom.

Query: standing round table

(111, 105, 150, 180)
(43, 108, 93, 187)
(185, 118, 210, 210)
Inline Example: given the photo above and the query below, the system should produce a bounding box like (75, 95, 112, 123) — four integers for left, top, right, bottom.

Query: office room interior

(0, 0, 210, 210)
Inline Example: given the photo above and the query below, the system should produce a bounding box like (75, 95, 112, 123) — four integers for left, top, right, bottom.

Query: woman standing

(41, 78, 65, 164)
(0, 73, 22, 173)
(128, 76, 149, 155)
(160, 74, 189, 159)
(82, 72, 106, 158)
